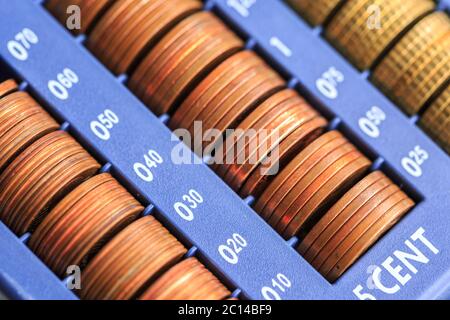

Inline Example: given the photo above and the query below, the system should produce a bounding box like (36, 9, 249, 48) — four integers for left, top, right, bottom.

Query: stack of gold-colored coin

(87, 0, 202, 74)
(29, 173, 142, 277)
(372, 11, 450, 115)
(298, 171, 414, 282)
(140, 258, 231, 300)
(46, 0, 112, 35)
(325, 0, 435, 70)
(129, 11, 244, 115)
(286, 0, 343, 26)
(420, 86, 450, 154)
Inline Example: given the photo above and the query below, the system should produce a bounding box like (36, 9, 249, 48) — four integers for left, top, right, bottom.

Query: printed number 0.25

(401, 145, 429, 178)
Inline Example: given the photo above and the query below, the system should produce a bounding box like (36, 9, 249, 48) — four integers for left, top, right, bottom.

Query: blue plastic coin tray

(0, 0, 449, 300)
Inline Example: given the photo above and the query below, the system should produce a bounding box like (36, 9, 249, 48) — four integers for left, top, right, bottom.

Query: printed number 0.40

(133, 150, 163, 182)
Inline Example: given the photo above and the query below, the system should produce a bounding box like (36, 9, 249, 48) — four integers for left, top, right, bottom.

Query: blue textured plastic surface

(0, 0, 449, 300)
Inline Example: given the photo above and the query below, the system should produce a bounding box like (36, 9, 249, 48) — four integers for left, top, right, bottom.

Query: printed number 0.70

(218, 233, 247, 264)
(7, 28, 38, 61)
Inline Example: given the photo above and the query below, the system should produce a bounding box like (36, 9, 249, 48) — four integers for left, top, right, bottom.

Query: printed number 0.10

(90, 109, 119, 141)
(261, 273, 292, 300)
(133, 150, 163, 182)
(173, 189, 203, 221)
(218, 233, 247, 264)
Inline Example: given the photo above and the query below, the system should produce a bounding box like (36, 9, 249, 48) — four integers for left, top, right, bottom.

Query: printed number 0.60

(218, 233, 248, 264)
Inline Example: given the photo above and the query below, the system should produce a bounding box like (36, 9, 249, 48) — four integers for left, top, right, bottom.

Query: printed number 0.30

(173, 189, 203, 221)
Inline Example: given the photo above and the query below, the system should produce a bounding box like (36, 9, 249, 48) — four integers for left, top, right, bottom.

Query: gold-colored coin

(287, 0, 343, 26)
(326, 0, 435, 70)
(420, 85, 450, 154)
(372, 12, 450, 115)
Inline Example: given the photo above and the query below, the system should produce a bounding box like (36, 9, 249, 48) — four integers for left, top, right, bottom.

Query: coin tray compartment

(0, 0, 449, 300)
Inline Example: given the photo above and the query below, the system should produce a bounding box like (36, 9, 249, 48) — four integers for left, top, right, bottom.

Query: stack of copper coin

(0, 79, 18, 98)
(80, 216, 187, 300)
(129, 11, 244, 115)
(298, 171, 414, 282)
(0, 84, 59, 173)
(87, 0, 202, 74)
(420, 86, 450, 154)
(140, 258, 231, 300)
(215, 89, 327, 198)
(372, 11, 450, 115)
(286, 0, 344, 26)
(170, 50, 285, 154)
(254, 131, 371, 239)
(325, 0, 435, 70)
(46, 0, 112, 35)
(28, 173, 142, 277)
(0, 131, 100, 235)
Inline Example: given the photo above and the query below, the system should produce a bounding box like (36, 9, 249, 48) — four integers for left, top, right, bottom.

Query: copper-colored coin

(241, 115, 326, 198)
(216, 89, 327, 196)
(139, 257, 230, 300)
(171, 50, 284, 154)
(46, 0, 112, 35)
(88, 0, 201, 74)
(287, 0, 344, 26)
(0, 79, 18, 99)
(372, 12, 450, 115)
(219, 91, 312, 186)
(267, 140, 357, 230)
(254, 131, 345, 220)
(278, 149, 371, 239)
(326, 195, 414, 282)
(325, 0, 434, 70)
(0, 131, 100, 235)
(0, 91, 59, 172)
(420, 85, 450, 154)
(29, 173, 142, 277)
(80, 216, 187, 300)
(129, 11, 244, 115)
(298, 171, 387, 258)
(305, 174, 399, 269)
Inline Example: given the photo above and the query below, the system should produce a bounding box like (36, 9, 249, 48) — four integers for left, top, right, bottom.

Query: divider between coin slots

(211, 0, 450, 200)
(0, 0, 336, 300)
